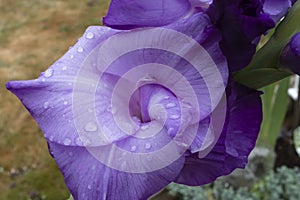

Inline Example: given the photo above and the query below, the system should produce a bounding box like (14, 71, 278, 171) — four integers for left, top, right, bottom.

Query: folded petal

(207, 0, 275, 71)
(280, 32, 300, 74)
(263, 0, 292, 22)
(175, 81, 262, 185)
(48, 142, 185, 200)
(103, 0, 192, 29)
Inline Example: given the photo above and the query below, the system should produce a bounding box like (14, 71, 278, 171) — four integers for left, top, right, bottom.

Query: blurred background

(0, 0, 109, 199)
(1, 0, 300, 200)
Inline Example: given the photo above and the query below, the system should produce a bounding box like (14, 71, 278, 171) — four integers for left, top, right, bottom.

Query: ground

(0, 0, 109, 199)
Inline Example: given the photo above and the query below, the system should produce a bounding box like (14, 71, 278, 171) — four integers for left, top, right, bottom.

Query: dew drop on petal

(168, 127, 174, 135)
(62, 66, 67, 71)
(141, 124, 149, 130)
(130, 145, 137, 152)
(170, 114, 180, 119)
(44, 69, 54, 78)
(86, 32, 95, 39)
(132, 117, 141, 125)
(181, 99, 193, 109)
(166, 103, 176, 108)
(68, 151, 73, 156)
(84, 122, 98, 132)
(43, 102, 49, 109)
(63, 101, 68, 105)
(144, 143, 152, 150)
(77, 46, 84, 53)
(81, 136, 91, 145)
(88, 185, 92, 190)
(63, 138, 71, 146)
(75, 137, 83, 145)
(164, 96, 170, 100)
(70, 54, 74, 59)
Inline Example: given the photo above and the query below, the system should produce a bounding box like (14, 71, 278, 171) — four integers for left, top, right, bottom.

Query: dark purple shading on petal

(48, 142, 185, 200)
(6, 26, 119, 146)
(280, 32, 300, 75)
(263, 0, 291, 22)
(207, 0, 275, 71)
(175, 81, 262, 185)
(103, 0, 192, 29)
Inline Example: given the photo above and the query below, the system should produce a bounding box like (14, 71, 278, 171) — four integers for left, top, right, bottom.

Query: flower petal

(103, 0, 192, 29)
(48, 142, 185, 200)
(175, 81, 262, 185)
(263, 0, 291, 22)
(280, 32, 300, 74)
(207, 0, 275, 71)
(6, 26, 119, 146)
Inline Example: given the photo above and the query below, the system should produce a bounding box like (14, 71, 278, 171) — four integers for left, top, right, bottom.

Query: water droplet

(88, 108, 93, 113)
(84, 122, 98, 132)
(170, 114, 180, 119)
(49, 135, 54, 142)
(77, 46, 84, 53)
(63, 101, 68, 105)
(166, 103, 176, 108)
(75, 137, 83, 145)
(44, 69, 54, 78)
(43, 102, 49, 109)
(70, 54, 74, 59)
(86, 32, 95, 39)
(181, 100, 193, 109)
(80, 136, 91, 145)
(132, 116, 141, 124)
(168, 128, 174, 135)
(164, 96, 170, 100)
(130, 145, 137, 152)
(68, 151, 73, 156)
(145, 143, 152, 150)
(139, 76, 156, 84)
(63, 138, 71, 145)
(141, 124, 149, 130)
(88, 184, 92, 190)
(62, 66, 67, 71)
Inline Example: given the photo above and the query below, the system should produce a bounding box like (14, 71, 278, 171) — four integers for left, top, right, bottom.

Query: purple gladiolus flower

(7, 4, 263, 200)
(280, 32, 300, 74)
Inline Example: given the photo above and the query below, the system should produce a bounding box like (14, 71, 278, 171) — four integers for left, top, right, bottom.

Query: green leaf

(258, 77, 290, 146)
